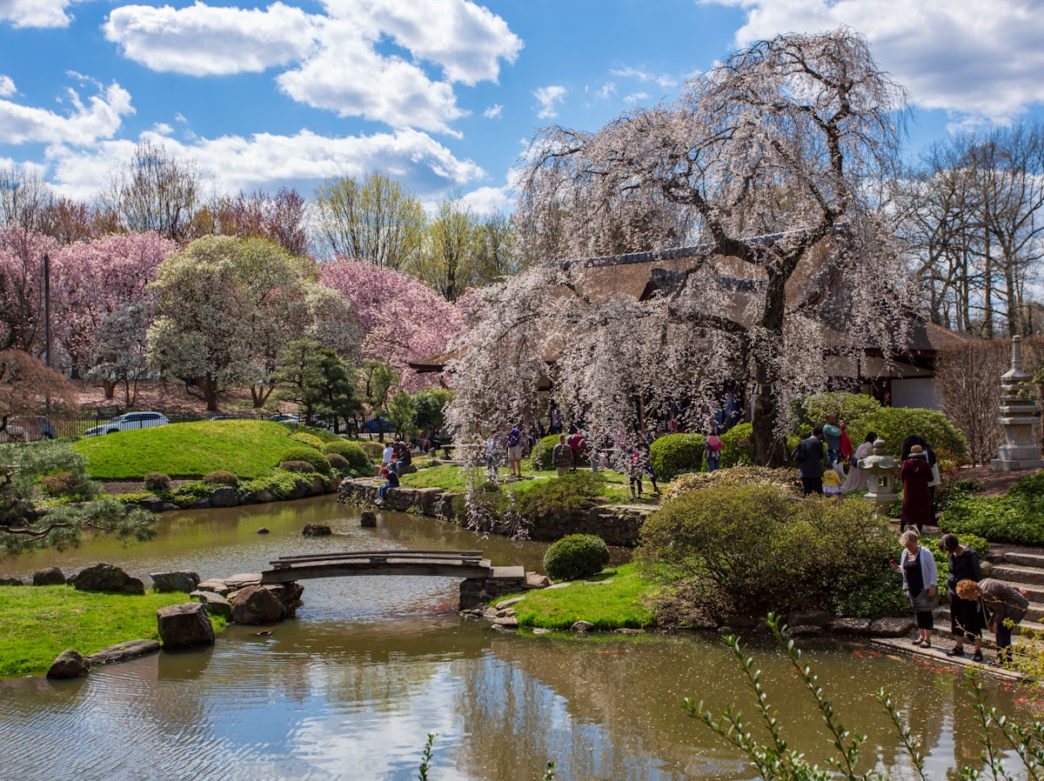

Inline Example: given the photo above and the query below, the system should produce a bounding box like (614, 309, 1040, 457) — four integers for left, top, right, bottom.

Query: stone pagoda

(991, 336, 1044, 471)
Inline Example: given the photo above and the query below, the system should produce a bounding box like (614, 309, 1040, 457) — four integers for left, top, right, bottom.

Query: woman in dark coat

(940, 533, 984, 661)
(900, 444, 933, 534)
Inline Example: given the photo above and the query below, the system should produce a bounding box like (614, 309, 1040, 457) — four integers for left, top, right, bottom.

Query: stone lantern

(860, 438, 898, 509)
(991, 335, 1044, 471)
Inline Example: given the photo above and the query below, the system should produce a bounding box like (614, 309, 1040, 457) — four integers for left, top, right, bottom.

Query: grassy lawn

(72, 420, 300, 480)
(508, 563, 657, 631)
(0, 586, 222, 678)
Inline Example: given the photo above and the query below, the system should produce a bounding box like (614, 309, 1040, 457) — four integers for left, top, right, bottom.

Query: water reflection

(0, 497, 1038, 779)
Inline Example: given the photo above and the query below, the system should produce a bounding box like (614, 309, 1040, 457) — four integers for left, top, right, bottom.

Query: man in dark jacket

(792, 426, 825, 496)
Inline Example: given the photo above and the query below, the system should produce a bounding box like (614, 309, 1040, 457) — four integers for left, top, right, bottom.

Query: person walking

(552, 434, 572, 478)
(957, 578, 1029, 667)
(900, 444, 933, 534)
(704, 427, 723, 472)
(506, 424, 524, 479)
(940, 533, 984, 661)
(791, 426, 825, 496)
(894, 529, 938, 648)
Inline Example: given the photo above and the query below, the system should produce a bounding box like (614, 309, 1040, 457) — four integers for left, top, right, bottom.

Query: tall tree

(275, 338, 360, 433)
(106, 141, 201, 241)
(415, 195, 477, 301)
(0, 226, 57, 354)
(454, 30, 913, 465)
(147, 236, 312, 410)
(201, 187, 309, 256)
(312, 172, 426, 268)
(0, 167, 50, 233)
(0, 349, 77, 438)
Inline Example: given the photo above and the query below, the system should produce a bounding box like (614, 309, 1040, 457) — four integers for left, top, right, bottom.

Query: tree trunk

(103, 378, 116, 400)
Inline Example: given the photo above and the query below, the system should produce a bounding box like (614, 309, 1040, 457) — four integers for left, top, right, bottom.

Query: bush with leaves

(662, 465, 797, 502)
(280, 460, 318, 474)
(858, 407, 968, 461)
(290, 431, 325, 450)
(279, 446, 331, 475)
(636, 484, 898, 620)
(940, 493, 1044, 545)
(39, 470, 98, 501)
(321, 440, 371, 473)
(202, 470, 238, 486)
(528, 434, 560, 471)
(649, 433, 703, 480)
(143, 472, 172, 492)
(356, 440, 384, 460)
(1010, 470, 1044, 499)
(543, 534, 611, 581)
(515, 471, 606, 521)
(792, 391, 883, 435)
(326, 453, 350, 470)
(719, 423, 755, 467)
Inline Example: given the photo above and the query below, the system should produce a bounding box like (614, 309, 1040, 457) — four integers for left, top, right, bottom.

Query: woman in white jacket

(893, 529, 938, 648)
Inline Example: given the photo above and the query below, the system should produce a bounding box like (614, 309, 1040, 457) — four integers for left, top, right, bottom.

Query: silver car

(84, 411, 170, 436)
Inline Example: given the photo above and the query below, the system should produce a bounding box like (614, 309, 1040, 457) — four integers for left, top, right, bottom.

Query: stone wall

(338, 478, 649, 547)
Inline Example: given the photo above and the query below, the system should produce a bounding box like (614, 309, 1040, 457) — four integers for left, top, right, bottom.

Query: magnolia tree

(453, 30, 917, 465)
(319, 258, 463, 392)
(148, 237, 314, 410)
(51, 232, 176, 397)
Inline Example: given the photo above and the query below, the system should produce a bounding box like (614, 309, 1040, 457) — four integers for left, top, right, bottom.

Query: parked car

(0, 415, 56, 441)
(267, 413, 301, 424)
(84, 411, 170, 437)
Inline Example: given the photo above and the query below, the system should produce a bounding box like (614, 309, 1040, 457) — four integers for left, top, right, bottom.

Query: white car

(84, 411, 170, 437)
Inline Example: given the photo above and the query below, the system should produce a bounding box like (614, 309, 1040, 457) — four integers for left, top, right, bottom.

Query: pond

(0, 497, 1037, 779)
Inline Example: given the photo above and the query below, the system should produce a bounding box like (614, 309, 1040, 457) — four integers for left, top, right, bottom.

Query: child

(822, 467, 842, 496)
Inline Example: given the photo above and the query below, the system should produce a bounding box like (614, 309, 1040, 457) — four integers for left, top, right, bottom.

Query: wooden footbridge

(261, 549, 496, 582)
(260, 549, 528, 610)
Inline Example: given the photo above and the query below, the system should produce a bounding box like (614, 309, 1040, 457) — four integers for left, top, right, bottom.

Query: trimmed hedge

(321, 440, 371, 472)
(202, 470, 238, 486)
(279, 446, 331, 475)
(529, 434, 561, 471)
(720, 422, 755, 467)
(543, 534, 611, 581)
(650, 433, 704, 480)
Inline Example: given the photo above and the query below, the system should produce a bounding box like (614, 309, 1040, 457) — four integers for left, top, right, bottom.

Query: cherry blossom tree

(0, 226, 57, 354)
(319, 258, 463, 392)
(453, 29, 916, 465)
(51, 232, 176, 393)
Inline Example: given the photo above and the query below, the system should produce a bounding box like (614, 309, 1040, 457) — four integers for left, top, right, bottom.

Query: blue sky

(2, 0, 1044, 215)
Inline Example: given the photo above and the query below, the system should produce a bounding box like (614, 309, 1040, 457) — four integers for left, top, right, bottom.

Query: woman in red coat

(900, 444, 933, 534)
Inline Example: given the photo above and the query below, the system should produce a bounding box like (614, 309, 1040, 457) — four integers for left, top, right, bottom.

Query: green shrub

(356, 441, 384, 460)
(40, 471, 97, 500)
(279, 446, 331, 475)
(792, 392, 883, 436)
(543, 534, 611, 581)
(170, 480, 214, 508)
(326, 453, 350, 470)
(528, 434, 560, 471)
(296, 425, 340, 443)
(321, 440, 371, 472)
(829, 568, 911, 619)
(143, 472, 172, 492)
(719, 422, 754, 467)
(516, 471, 606, 520)
(290, 431, 325, 450)
(240, 469, 308, 501)
(650, 433, 703, 480)
(280, 460, 316, 474)
(859, 407, 968, 461)
(940, 494, 1044, 545)
(636, 484, 898, 620)
(202, 470, 238, 486)
(1011, 470, 1044, 498)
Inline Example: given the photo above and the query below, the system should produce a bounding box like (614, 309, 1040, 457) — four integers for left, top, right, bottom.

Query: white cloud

(276, 19, 466, 133)
(534, 85, 566, 119)
(0, 0, 80, 28)
(608, 66, 678, 89)
(704, 0, 1044, 122)
(483, 104, 503, 119)
(353, 0, 523, 85)
(43, 127, 484, 203)
(0, 75, 15, 97)
(0, 81, 133, 145)
(622, 91, 650, 105)
(459, 183, 514, 216)
(103, 2, 320, 76)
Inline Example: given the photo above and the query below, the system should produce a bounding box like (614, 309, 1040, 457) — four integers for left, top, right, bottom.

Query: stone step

(935, 606, 1044, 639)
(987, 563, 1044, 587)
(1002, 551, 1044, 569)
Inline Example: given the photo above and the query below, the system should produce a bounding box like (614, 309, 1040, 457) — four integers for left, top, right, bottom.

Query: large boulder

(209, 486, 238, 508)
(301, 523, 332, 536)
(151, 571, 201, 593)
(47, 649, 90, 679)
(86, 639, 161, 667)
(0, 576, 23, 586)
(157, 602, 215, 649)
(71, 563, 144, 594)
(230, 585, 285, 625)
(33, 566, 66, 586)
(194, 591, 232, 620)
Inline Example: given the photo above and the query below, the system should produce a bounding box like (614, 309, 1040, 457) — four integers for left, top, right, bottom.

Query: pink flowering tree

(51, 232, 177, 399)
(0, 227, 57, 354)
(319, 258, 462, 392)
